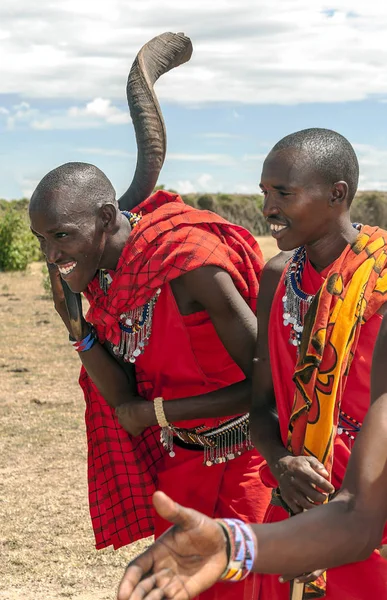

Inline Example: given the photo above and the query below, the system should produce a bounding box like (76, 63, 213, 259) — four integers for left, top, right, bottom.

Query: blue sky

(1, 0, 387, 199)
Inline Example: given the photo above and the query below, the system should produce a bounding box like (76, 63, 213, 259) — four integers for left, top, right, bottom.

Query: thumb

(153, 491, 201, 531)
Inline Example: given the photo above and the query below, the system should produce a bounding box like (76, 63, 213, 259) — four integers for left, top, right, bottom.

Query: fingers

(282, 490, 314, 514)
(153, 492, 202, 532)
(305, 458, 335, 494)
(117, 556, 155, 600)
(118, 568, 189, 600)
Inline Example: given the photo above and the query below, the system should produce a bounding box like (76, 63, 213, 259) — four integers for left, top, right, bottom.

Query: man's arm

(249, 254, 288, 465)
(117, 265, 260, 431)
(51, 263, 258, 432)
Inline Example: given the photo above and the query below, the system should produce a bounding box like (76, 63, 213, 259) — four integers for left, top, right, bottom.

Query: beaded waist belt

(160, 414, 253, 466)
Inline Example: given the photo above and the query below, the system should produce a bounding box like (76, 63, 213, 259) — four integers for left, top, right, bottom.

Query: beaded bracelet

(69, 326, 98, 352)
(217, 518, 256, 582)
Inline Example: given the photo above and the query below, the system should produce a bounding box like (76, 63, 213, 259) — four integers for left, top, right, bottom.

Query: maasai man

(29, 162, 271, 600)
(116, 128, 387, 600)
(251, 128, 387, 599)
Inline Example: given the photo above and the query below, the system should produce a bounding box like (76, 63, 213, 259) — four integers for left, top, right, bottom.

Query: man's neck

(304, 221, 359, 272)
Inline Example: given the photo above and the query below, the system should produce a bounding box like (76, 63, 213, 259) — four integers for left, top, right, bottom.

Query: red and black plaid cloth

(80, 191, 264, 549)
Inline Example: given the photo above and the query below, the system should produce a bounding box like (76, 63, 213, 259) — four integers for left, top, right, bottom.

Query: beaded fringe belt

(160, 414, 253, 466)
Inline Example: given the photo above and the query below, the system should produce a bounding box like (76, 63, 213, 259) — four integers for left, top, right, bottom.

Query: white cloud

(0, 1, 387, 105)
(1, 98, 131, 131)
(197, 173, 213, 188)
(175, 180, 197, 194)
(354, 144, 387, 190)
(68, 98, 130, 124)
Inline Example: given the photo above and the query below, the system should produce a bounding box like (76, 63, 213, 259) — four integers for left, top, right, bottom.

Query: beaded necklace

(99, 210, 161, 363)
(282, 246, 314, 349)
(283, 225, 362, 350)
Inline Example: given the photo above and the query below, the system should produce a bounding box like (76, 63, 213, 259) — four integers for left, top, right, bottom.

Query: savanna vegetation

(1, 190, 387, 273)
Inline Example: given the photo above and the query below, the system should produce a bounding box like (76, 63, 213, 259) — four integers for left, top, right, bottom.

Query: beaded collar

(98, 210, 161, 363)
(282, 224, 363, 350)
(282, 246, 314, 349)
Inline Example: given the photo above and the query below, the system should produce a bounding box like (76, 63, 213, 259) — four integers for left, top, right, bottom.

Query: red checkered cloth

(80, 191, 264, 549)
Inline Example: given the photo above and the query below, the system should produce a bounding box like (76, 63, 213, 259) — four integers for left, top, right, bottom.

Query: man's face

(29, 191, 106, 293)
(260, 149, 334, 252)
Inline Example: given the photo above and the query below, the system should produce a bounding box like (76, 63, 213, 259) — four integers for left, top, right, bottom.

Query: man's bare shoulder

(265, 251, 292, 274)
(257, 251, 292, 309)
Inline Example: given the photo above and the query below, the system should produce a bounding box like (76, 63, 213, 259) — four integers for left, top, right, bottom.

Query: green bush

(184, 193, 269, 236)
(41, 263, 53, 298)
(0, 207, 40, 271)
(351, 192, 387, 227)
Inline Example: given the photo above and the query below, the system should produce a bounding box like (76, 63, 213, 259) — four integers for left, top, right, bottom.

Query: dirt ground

(0, 237, 278, 600)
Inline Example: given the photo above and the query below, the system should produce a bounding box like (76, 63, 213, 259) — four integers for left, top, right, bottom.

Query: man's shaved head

(30, 162, 117, 215)
(270, 128, 359, 203)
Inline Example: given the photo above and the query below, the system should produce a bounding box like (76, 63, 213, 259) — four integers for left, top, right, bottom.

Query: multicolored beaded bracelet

(217, 518, 256, 582)
(69, 326, 98, 353)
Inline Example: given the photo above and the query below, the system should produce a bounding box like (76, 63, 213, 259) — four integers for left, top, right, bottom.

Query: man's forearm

(79, 346, 251, 425)
(250, 403, 289, 469)
(250, 492, 380, 576)
(162, 379, 251, 424)
(78, 341, 137, 408)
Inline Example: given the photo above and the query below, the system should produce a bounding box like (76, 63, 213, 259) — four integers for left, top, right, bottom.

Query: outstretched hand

(117, 492, 228, 600)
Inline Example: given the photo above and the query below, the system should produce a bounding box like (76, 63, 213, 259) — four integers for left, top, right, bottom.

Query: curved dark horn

(118, 32, 193, 211)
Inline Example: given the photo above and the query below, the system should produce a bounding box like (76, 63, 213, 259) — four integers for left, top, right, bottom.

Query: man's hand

(117, 491, 228, 600)
(47, 262, 71, 330)
(273, 455, 335, 514)
(115, 398, 156, 437)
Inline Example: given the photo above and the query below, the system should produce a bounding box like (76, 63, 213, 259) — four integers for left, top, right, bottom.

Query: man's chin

(276, 238, 298, 253)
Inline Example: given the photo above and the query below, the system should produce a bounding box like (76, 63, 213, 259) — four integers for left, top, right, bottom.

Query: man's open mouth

(58, 261, 77, 276)
(270, 223, 288, 234)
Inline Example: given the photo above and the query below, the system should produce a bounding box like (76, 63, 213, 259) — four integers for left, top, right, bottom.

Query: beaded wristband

(69, 326, 98, 352)
(154, 397, 169, 428)
(217, 518, 256, 582)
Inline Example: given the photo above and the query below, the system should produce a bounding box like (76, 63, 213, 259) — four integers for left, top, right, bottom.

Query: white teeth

(270, 224, 287, 232)
(58, 262, 77, 275)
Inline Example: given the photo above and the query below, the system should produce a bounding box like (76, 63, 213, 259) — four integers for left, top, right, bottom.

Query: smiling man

(251, 128, 387, 598)
(29, 162, 271, 600)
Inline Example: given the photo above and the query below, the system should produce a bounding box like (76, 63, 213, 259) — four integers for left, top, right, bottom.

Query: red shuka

(80, 191, 269, 553)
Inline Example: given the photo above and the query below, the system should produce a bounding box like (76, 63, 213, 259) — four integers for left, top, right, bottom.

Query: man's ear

(329, 181, 349, 207)
(99, 203, 118, 231)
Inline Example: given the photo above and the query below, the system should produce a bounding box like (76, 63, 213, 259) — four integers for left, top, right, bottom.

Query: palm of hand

(118, 510, 227, 600)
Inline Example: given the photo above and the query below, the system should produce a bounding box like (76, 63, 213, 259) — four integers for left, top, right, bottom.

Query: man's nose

(262, 192, 279, 218)
(44, 241, 63, 264)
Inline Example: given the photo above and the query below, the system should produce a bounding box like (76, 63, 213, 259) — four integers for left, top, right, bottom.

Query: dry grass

(0, 236, 277, 600)
(256, 236, 279, 261)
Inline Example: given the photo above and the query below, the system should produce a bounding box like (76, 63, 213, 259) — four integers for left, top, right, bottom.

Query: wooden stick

(60, 279, 84, 340)
(290, 579, 305, 600)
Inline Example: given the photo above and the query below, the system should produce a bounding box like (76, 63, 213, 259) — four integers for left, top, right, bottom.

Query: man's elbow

(355, 520, 386, 562)
(338, 499, 385, 563)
